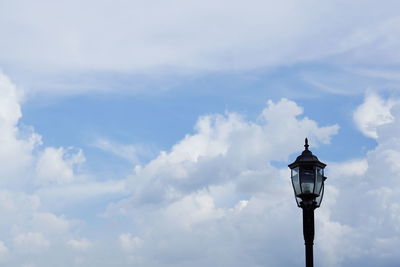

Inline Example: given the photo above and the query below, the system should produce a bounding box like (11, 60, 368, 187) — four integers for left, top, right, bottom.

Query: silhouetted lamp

(288, 138, 327, 267)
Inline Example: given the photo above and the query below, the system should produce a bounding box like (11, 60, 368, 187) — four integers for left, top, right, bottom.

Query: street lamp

(288, 138, 327, 267)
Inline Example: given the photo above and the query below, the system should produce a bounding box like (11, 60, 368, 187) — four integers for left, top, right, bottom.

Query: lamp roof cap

(288, 138, 326, 168)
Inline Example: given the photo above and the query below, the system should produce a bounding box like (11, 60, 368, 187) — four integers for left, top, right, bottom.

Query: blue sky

(1, 1, 400, 266)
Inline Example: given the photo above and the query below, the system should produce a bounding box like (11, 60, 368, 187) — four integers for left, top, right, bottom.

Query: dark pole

(301, 200, 315, 267)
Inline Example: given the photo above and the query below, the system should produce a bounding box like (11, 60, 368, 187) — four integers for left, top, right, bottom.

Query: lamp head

(288, 138, 327, 208)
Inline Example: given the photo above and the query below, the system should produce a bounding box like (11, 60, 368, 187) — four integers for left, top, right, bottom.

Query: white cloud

(100, 98, 339, 266)
(311, 94, 400, 266)
(328, 159, 368, 180)
(1, 73, 127, 207)
(32, 213, 71, 233)
(0, 70, 130, 266)
(36, 180, 128, 209)
(0, 191, 40, 214)
(0, 73, 23, 125)
(164, 192, 224, 230)
(92, 138, 153, 164)
(123, 98, 338, 207)
(67, 238, 92, 252)
(0, 1, 400, 91)
(5, 66, 400, 266)
(119, 234, 142, 253)
(13, 232, 50, 253)
(36, 147, 85, 185)
(317, 211, 355, 267)
(0, 73, 41, 183)
(0, 241, 9, 255)
(353, 93, 396, 139)
(98, 93, 400, 266)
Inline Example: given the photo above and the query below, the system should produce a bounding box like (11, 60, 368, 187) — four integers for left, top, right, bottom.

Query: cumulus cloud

(0, 73, 127, 266)
(98, 98, 340, 267)
(0, 73, 41, 183)
(328, 159, 368, 180)
(353, 93, 397, 139)
(123, 98, 338, 206)
(4, 67, 400, 266)
(36, 147, 85, 185)
(0, 72, 128, 205)
(0, 74, 22, 124)
(319, 93, 400, 266)
(99, 92, 400, 267)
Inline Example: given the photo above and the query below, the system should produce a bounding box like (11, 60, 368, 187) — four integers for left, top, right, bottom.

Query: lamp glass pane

(295, 197, 302, 207)
(291, 167, 301, 196)
(315, 184, 324, 207)
(314, 167, 323, 195)
(300, 167, 315, 195)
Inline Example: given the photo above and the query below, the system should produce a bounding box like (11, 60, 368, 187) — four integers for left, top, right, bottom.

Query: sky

(1, 0, 400, 266)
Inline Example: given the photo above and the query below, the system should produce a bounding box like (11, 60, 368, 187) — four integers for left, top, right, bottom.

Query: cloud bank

(2, 72, 400, 266)
(1, 0, 400, 74)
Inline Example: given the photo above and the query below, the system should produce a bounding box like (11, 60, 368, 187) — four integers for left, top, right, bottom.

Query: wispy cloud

(92, 138, 155, 165)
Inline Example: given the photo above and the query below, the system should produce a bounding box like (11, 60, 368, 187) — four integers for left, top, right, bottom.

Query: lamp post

(288, 138, 327, 267)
